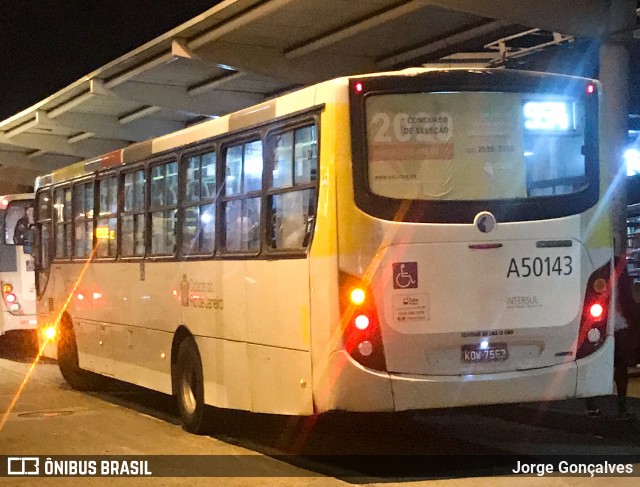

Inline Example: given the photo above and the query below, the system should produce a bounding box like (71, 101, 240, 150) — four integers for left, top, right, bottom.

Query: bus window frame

(119, 162, 148, 261)
(33, 107, 324, 268)
(147, 156, 179, 260)
(52, 184, 74, 261)
(71, 175, 96, 261)
(348, 70, 600, 224)
(34, 187, 53, 297)
(264, 117, 320, 258)
(219, 134, 264, 258)
(2, 198, 35, 246)
(94, 172, 119, 261)
(178, 143, 218, 260)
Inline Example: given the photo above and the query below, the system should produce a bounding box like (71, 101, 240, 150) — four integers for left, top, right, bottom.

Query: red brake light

(586, 83, 595, 95)
(589, 303, 604, 319)
(5, 293, 16, 304)
(355, 82, 363, 93)
(354, 314, 370, 330)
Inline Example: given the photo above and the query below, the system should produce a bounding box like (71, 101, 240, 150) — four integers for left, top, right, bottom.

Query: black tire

(57, 319, 100, 391)
(174, 336, 207, 434)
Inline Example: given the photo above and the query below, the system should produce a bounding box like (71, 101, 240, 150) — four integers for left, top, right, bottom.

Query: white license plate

(461, 344, 508, 363)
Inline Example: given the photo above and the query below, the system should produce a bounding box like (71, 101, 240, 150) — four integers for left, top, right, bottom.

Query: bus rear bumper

(315, 338, 613, 412)
(1, 312, 37, 335)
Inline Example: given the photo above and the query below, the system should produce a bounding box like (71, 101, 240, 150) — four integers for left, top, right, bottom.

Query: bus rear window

(4, 200, 34, 246)
(365, 92, 587, 201)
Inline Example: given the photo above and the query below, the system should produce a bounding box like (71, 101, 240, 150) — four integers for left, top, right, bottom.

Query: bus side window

(122, 169, 146, 257)
(268, 124, 318, 251)
(96, 176, 118, 258)
(222, 140, 262, 253)
(150, 161, 178, 256)
(271, 191, 316, 249)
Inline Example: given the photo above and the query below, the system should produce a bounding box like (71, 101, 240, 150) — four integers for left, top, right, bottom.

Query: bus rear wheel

(57, 319, 100, 391)
(174, 337, 207, 434)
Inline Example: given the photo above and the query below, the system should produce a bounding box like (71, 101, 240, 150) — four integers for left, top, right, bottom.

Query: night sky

(0, 0, 221, 120)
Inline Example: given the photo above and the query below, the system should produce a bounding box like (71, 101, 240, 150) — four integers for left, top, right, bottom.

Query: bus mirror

(22, 228, 34, 255)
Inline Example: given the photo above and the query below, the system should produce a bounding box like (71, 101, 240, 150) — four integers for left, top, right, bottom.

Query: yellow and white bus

(0, 194, 37, 338)
(34, 69, 613, 433)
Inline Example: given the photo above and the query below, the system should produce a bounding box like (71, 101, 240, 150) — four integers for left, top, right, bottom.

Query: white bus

(0, 194, 37, 339)
(34, 69, 614, 433)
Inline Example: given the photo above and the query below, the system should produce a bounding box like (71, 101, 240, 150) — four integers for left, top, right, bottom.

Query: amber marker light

(44, 326, 57, 340)
(593, 278, 607, 293)
(350, 288, 366, 305)
(2, 283, 13, 294)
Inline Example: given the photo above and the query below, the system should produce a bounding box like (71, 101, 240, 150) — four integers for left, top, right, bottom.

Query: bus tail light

(339, 271, 387, 371)
(1, 281, 21, 313)
(576, 262, 611, 359)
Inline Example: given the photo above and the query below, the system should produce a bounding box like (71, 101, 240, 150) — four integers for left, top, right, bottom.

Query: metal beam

(38, 111, 183, 142)
(118, 106, 162, 124)
(377, 20, 506, 68)
(110, 81, 264, 116)
(425, 0, 608, 37)
(47, 89, 94, 119)
(189, 0, 298, 50)
(67, 132, 95, 144)
(104, 52, 174, 89)
(187, 72, 245, 97)
(0, 150, 65, 172)
(285, 1, 425, 59)
(0, 132, 127, 159)
(194, 41, 376, 85)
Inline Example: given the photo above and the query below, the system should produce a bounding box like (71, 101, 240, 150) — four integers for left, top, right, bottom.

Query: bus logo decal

(180, 275, 190, 307)
(393, 262, 418, 289)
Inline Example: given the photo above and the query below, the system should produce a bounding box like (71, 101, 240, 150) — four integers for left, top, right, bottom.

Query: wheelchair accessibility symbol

(393, 262, 418, 289)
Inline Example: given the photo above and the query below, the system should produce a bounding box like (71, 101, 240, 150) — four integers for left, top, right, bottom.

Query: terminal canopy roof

(0, 0, 635, 193)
